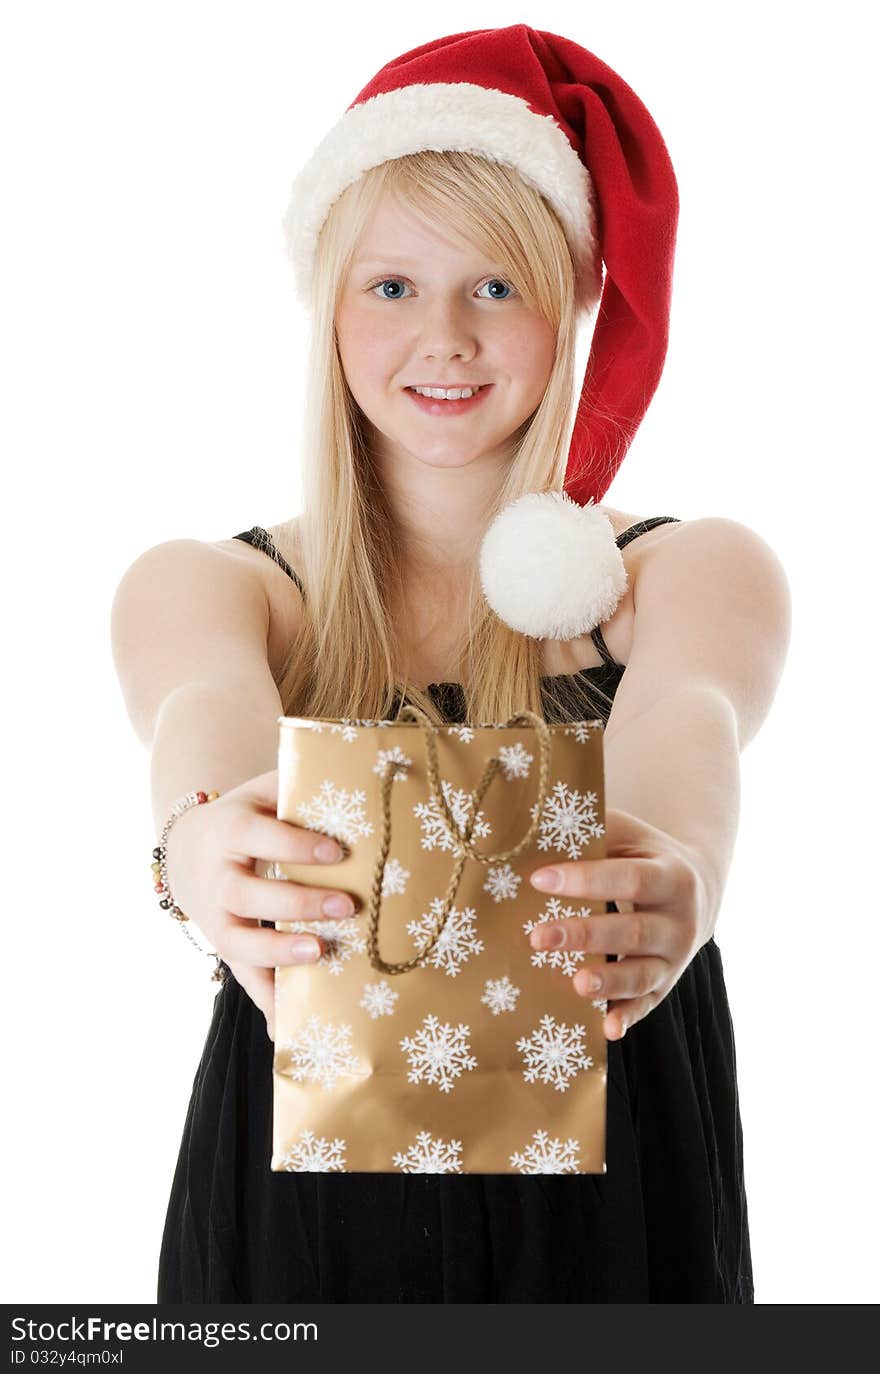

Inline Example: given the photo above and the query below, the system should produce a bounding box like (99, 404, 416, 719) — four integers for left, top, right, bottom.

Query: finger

(225, 959, 276, 1040)
(602, 993, 661, 1040)
(222, 807, 346, 867)
(530, 856, 673, 906)
(216, 916, 326, 970)
(529, 910, 674, 956)
(238, 768, 280, 810)
(572, 956, 667, 1003)
(222, 866, 359, 923)
(238, 772, 350, 865)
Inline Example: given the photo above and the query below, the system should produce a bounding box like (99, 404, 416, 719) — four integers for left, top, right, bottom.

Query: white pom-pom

(478, 492, 627, 640)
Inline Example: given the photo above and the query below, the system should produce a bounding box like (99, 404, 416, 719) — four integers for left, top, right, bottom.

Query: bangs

(330, 149, 575, 327)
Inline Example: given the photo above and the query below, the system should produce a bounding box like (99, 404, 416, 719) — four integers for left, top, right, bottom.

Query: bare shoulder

(210, 519, 305, 679)
(615, 515, 792, 747)
(548, 505, 691, 672)
(632, 515, 790, 610)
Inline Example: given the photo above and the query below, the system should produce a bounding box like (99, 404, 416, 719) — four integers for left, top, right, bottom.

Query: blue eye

(367, 276, 516, 300)
(476, 279, 515, 300)
(369, 278, 413, 300)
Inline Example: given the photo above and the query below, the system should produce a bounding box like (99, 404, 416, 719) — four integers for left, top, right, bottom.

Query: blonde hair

(272, 150, 615, 727)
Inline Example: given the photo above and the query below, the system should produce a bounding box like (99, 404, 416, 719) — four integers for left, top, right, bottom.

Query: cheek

(337, 314, 399, 395)
(503, 322, 556, 401)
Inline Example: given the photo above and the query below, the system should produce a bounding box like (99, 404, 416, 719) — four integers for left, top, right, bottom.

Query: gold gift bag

(257, 704, 610, 1175)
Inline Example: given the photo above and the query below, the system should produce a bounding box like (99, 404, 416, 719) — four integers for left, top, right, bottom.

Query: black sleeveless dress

(157, 517, 754, 1304)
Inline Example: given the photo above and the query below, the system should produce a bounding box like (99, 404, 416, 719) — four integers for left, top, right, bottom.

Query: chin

(408, 445, 489, 470)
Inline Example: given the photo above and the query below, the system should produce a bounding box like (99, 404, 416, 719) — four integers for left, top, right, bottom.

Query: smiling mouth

(404, 384, 493, 415)
(407, 385, 488, 400)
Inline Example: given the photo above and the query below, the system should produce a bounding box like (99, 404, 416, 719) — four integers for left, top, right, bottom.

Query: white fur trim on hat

(282, 82, 602, 311)
(478, 492, 627, 641)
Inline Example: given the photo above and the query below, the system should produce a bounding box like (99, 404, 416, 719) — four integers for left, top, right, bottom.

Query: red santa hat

(282, 24, 679, 640)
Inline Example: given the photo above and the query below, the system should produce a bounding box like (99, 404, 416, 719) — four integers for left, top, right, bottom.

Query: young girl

(112, 26, 790, 1302)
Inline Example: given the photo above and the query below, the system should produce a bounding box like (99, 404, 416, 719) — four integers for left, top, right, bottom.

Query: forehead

(351, 192, 484, 265)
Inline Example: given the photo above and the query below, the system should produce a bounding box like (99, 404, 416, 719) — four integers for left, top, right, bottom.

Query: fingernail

(531, 869, 561, 892)
(315, 839, 342, 863)
(322, 895, 354, 918)
(535, 926, 564, 948)
(291, 935, 321, 961)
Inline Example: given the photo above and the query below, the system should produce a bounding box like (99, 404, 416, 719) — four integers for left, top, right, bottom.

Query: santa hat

(282, 24, 679, 640)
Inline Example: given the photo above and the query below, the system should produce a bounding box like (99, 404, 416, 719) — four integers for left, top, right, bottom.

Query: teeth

(411, 385, 481, 400)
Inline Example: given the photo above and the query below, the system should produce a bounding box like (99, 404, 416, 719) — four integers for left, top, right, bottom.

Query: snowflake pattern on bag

(372, 745, 413, 781)
(280, 1014, 366, 1091)
(481, 975, 521, 1015)
(406, 900, 485, 977)
(296, 779, 375, 845)
(516, 1013, 595, 1092)
(392, 1129, 464, 1174)
(400, 1014, 478, 1093)
(380, 856, 410, 895)
(447, 724, 476, 743)
(530, 780, 605, 859)
(273, 714, 608, 1173)
(359, 980, 400, 1019)
(413, 780, 492, 853)
(509, 1128, 582, 1174)
(483, 862, 522, 903)
(562, 721, 598, 744)
(495, 741, 534, 779)
(279, 1128, 348, 1173)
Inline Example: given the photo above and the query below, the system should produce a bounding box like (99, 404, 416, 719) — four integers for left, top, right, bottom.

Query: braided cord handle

(365, 704, 553, 975)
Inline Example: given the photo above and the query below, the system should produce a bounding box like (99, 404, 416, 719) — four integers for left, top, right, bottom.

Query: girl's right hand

(163, 768, 358, 1041)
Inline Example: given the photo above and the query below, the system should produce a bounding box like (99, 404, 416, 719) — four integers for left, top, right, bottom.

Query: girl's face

(335, 193, 556, 476)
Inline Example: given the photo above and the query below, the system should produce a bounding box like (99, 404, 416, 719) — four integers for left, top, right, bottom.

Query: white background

(2, 0, 877, 1304)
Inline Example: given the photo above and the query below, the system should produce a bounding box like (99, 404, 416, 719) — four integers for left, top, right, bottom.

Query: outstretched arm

(602, 516, 792, 926)
(527, 517, 792, 1037)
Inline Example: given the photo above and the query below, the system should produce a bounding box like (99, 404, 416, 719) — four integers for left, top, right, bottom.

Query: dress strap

(235, 517, 680, 671)
(232, 527, 307, 601)
(589, 517, 682, 666)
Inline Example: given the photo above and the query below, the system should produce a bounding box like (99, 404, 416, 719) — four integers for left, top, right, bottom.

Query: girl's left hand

(528, 807, 714, 1041)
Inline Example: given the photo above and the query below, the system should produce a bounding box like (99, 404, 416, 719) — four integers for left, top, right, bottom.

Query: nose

(417, 293, 478, 363)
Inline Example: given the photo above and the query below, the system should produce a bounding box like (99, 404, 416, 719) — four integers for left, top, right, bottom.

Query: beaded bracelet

(151, 789, 227, 983)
